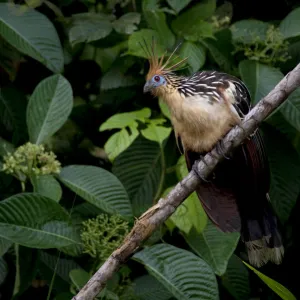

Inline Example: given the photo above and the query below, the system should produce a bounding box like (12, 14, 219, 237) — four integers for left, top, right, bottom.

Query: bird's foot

(216, 140, 230, 159)
(192, 161, 210, 182)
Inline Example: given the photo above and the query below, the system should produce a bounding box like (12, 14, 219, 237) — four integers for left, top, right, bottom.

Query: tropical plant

(0, 0, 300, 299)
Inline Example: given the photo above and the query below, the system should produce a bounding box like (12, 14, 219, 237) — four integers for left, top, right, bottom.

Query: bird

(142, 41, 284, 267)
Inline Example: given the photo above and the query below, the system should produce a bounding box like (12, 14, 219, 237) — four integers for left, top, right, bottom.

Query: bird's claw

(216, 140, 230, 159)
(192, 161, 210, 182)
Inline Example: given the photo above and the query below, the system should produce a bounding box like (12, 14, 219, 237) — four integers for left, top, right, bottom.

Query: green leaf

(40, 251, 81, 284)
(171, 0, 216, 41)
(169, 155, 207, 233)
(143, 10, 175, 49)
(184, 222, 240, 276)
(127, 29, 165, 58)
(0, 137, 14, 157)
(221, 255, 250, 300)
(134, 275, 173, 300)
(54, 292, 74, 300)
(0, 3, 63, 73)
(100, 108, 151, 131)
(58, 165, 132, 219)
(81, 42, 127, 73)
(133, 243, 218, 300)
(112, 136, 163, 216)
(0, 87, 28, 144)
(166, 0, 192, 13)
(262, 125, 300, 223)
(243, 261, 296, 300)
(0, 257, 7, 285)
(0, 237, 12, 256)
(31, 174, 62, 202)
(230, 20, 269, 44)
(158, 99, 171, 120)
(239, 60, 300, 133)
(201, 29, 234, 73)
(113, 12, 140, 35)
(168, 191, 207, 234)
(267, 110, 300, 157)
(279, 7, 300, 39)
(69, 269, 90, 290)
(141, 123, 171, 146)
(179, 42, 206, 73)
(100, 57, 141, 90)
(0, 193, 80, 248)
(0, 36, 22, 81)
(104, 127, 139, 161)
(26, 74, 73, 145)
(69, 13, 113, 46)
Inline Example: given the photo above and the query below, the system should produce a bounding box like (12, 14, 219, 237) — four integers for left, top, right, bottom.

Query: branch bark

(73, 63, 300, 300)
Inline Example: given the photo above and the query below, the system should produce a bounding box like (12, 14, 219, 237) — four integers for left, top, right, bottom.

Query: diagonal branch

(73, 63, 300, 300)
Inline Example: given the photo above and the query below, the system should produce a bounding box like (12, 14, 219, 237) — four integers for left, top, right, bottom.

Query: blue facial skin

(143, 75, 166, 93)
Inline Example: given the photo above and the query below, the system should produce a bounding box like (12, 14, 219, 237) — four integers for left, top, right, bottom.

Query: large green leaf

(166, 0, 192, 13)
(141, 123, 172, 146)
(0, 87, 28, 144)
(0, 3, 63, 73)
(133, 243, 218, 300)
(100, 108, 151, 131)
(127, 29, 165, 58)
(134, 275, 172, 300)
(201, 29, 234, 73)
(40, 251, 81, 284)
(239, 60, 300, 133)
(262, 125, 300, 223)
(31, 174, 62, 202)
(112, 137, 163, 217)
(221, 255, 250, 300)
(171, 0, 216, 41)
(112, 12, 140, 35)
(0, 237, 12, 256)
(279, 7, 300, 39)
(0, 257, 7, 285)
(0, 137, 14, 157)
(244, 261, 296, 300)
(69, 13, 113, 46)
(69, 269, 90, 289)
(26, 74, 73, 145)
(167, 190, 207, 234)
(159, 99, 171, 120)
(104, 128, 139, 162)
(167, 155, 207, 234)
(0, 193, 80, 248)
(267, 110, 300, 156)
(143, 10, 175, 49)
(100, 57, 141, 91)
(184, 222, 240, 276)
(230, 19, 269, 44)
(179, 41, 206, 73)
(58, 165, 132, 219)
(0, 36, 22, 81)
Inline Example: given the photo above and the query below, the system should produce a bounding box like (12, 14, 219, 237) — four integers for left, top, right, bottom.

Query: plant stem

(21, 181, 25, 192)
(154, 145, 166, 202)
(13, 244, 20, 297)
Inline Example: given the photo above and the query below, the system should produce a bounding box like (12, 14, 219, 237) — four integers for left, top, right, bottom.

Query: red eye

(154, 75, 160, 82)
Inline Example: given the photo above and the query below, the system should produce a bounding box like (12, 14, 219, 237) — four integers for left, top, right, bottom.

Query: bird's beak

(143, 81, 153, 93)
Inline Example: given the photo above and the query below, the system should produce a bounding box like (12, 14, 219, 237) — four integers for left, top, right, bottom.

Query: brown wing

(184, 129, 270, 233)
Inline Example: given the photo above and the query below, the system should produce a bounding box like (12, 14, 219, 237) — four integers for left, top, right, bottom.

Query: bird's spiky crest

(140, 38, 188, 80)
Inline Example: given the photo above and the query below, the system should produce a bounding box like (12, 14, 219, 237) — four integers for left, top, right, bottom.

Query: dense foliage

(0, 0, 300, 299)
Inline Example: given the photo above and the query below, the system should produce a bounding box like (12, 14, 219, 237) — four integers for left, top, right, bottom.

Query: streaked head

(142, 39, 187, 96)
(143, 74, 166, 94)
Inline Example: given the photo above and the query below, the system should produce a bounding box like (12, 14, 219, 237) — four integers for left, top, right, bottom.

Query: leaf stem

(13, 243, 20, 297)
(154, 144, 166, 202)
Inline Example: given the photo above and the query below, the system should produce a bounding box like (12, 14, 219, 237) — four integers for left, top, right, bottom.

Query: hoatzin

(142, 43, 284, 267)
